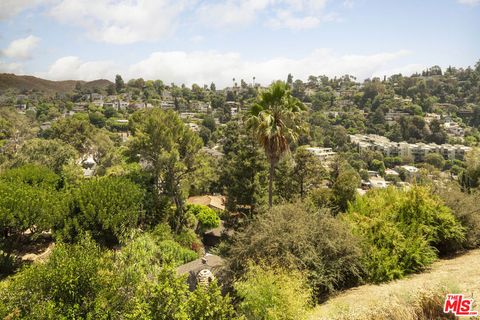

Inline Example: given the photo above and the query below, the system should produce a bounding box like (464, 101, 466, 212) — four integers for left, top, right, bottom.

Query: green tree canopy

(57, 176, 145, 245)
(128, 109, 203, 231)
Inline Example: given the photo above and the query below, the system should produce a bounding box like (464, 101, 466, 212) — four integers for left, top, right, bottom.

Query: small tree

(186, 204, 220, 234)
(235, 263, 312, 320)
(58, 176, 144, 245)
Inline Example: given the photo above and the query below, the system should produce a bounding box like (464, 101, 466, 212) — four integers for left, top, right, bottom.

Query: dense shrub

(186, 204, 221, 233)
(0, 237, 104, 319)
(0, 164, 61, 190)
(234, 263, 312, 320)
(434, 183, 480, 248)
(0, 166, 66, 256)
(57, 176, 145, 245)
(344, 186, 465, 283)
(0, 180, 65, 240)
(0, 235, 236, 319)
(227, 203, 363, 300)
(157, 239, 198, 265)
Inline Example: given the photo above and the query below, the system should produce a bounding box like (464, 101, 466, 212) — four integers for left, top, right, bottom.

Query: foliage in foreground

(235, 263, 312, 320)
(227, 203, 364, 301)
(344, 186, 465, 283)
(0, 235, 236, 319)
(435, 183, 480, 249)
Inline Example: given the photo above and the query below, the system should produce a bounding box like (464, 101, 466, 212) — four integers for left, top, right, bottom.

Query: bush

(227, 203, 363, 300)
(0, 251, 16, 277)
(0, 167, 66, 252)
(187, 204, 221, 233)
(344, 186, 465, 283)
(435, 184, 480, 248)
(157, 239, 198, 266)
(0, 234, 237, 319)
(235, 263, 312, 320)
(174, 228, 204, 252)
(57, 176, 145, 246)
(0, 164, 61, 190)
(0, 237, 104, 319)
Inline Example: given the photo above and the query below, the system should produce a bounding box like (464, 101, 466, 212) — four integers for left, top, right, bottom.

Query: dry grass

(309, 249, 480, 320)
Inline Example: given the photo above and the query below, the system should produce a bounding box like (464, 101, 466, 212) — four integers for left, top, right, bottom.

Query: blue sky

(0, 0, 479, 87)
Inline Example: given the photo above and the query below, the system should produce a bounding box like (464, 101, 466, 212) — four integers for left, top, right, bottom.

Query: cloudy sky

(0, 0, 479, 87)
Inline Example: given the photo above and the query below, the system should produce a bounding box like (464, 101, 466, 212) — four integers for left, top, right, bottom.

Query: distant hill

(0, 73, 113, 94)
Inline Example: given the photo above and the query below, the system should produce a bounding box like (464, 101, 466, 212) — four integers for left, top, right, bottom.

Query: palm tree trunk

(269, 160, 275, 207)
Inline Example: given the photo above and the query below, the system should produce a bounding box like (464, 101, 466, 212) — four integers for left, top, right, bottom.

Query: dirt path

(309, 249, 480, 319)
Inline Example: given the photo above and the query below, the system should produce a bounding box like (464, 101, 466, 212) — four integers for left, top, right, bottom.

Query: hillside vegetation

(0, 73, 112, 94)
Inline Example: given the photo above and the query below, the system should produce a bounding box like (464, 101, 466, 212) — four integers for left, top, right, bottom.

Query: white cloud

(196, 0, 272, 28)
(127, 48, 412, 87)
(0, 0, 46, 20)
(457, 0, 480, 6)
(38, 56, 117, 81)
(38, 49, 416, 86)
(343, 0, 354, 9)
(197, 0, 333, 30)
(48, 0, 191, 44)
(267, 10, 320, 29)
(0, 61, 23, 73)
(2, 35, 40, 60)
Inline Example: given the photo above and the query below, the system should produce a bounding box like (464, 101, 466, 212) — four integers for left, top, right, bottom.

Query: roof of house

(177, 253, 224, 275)
(187, 195, 226, 211)
(204, 220, 234, 238)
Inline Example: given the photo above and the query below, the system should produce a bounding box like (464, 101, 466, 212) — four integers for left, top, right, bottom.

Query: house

(180, 112, 196, 119)
(118, 101, 129, 110)
(443, 121, 464, 137)
(305, 147, 337, 162)
(369, 176, 388, 188)
(161, 100, 175, 109)
(202, 147, 224, 158)
(385, 169, 399, 176)
(385, 112, 410, 125)
(400, 165, 419, 173)
(350, 134, 471, 161)
(187, 195, 226, 211)
(40, 122, 51, 130)
(177, 254, 224, 290)
(73, 103, 88, 112)
(188, 123, 200, 132)
(424, 113, 441, 123)
(92, 100, 104, 107)
(191, 101, 210, 113)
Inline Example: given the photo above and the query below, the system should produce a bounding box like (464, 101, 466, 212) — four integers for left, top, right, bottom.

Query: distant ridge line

(0, 73, 113, 94)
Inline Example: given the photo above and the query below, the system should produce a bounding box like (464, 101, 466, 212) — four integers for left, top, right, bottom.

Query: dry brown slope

(309, 249, 480, 319)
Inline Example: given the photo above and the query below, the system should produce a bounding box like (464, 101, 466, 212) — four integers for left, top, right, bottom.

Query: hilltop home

(350, 134, 471, 161)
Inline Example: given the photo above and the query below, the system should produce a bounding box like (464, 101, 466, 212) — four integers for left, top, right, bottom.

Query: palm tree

(246, 81, 306, 207)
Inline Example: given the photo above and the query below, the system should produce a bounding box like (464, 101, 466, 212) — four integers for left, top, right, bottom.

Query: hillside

(309, 249, 480, 319)
(0, 73, 113, 94)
